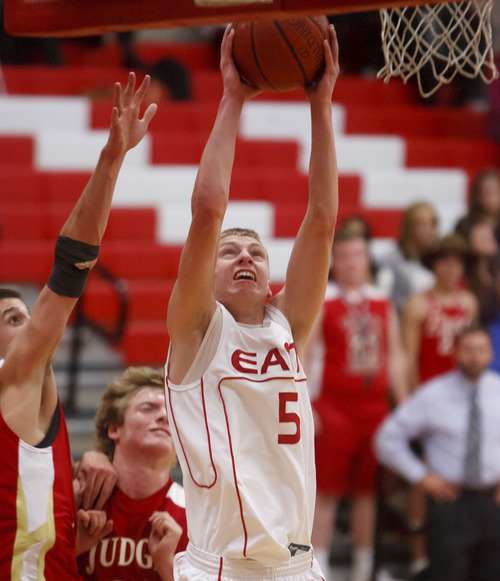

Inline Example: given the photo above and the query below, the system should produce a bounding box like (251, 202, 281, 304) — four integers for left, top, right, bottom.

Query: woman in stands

(376, 201, 438, 313)
(455, 167, 500, 243)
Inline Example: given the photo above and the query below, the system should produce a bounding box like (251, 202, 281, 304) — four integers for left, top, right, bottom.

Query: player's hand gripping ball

(232, 15, 330, 92)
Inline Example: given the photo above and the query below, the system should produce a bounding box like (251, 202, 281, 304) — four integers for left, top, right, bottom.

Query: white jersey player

(166, 23, 340, 581)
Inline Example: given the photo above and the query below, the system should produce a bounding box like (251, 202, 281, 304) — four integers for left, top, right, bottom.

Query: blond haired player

(165, 24, 339, 581)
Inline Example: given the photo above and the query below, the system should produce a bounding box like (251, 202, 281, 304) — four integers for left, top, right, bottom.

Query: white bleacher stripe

(240, 101, 405, 173)
(240, 102, 346, 139)
(113, 166, 198, 205)
(157, 200, 275, 244)
(370, 238, 398, 263)
(263, 237, 294, 283)
(334, 135, 406, 173)
(361, 168, 468, 234)
(293, 134, 406, 174)
(0, 96, 89, 134)
(35, 130, 151, 170)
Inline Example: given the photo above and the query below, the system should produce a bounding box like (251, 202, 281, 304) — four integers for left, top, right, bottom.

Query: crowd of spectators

(310, 166, 500, 581)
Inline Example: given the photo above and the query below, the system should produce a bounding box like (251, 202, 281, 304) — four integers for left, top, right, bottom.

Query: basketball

(232, 16, 330, 92)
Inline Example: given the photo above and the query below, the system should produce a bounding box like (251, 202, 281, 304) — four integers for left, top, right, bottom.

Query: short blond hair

(220, 228, 263, 244)
(95, 366, 164, 460)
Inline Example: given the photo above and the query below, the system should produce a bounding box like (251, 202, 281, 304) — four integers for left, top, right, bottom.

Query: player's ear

(108, 425, 120, 441)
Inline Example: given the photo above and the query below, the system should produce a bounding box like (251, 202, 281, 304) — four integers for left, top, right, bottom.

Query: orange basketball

(232, 16, 330, 92)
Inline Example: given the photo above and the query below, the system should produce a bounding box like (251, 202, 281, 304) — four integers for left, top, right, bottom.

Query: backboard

(4, 0, 462, 37)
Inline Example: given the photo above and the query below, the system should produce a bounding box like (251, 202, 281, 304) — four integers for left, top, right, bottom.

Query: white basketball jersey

(165, 302, 316, 567)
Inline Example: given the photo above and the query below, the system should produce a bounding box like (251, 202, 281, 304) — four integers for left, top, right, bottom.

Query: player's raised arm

(0, 73, 156, 404)
(270, 25, 339, 354)
(167, 26, 261, 382)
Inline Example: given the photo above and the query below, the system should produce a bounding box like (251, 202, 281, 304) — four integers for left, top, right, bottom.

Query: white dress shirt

(374, 369, 500, 487)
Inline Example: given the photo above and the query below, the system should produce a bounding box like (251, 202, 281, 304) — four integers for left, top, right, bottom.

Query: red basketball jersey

(0, 402, 82, 580)
(314, 284, 391, 418)
(418, 290, 473, 383)
(78, 480, 188, 581)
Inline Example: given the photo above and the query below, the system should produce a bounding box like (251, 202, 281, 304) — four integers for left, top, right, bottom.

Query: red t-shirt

(418, 290, 473, 383)
(78, 479, 188, 581)
(313, 283, 391, 419)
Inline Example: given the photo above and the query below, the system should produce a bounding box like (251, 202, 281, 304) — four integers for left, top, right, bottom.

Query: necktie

(463, 387, 481, 488)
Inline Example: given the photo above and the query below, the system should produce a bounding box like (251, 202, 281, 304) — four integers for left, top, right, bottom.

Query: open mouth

(234, 270, 256, 281)
(151, 428, 170, 436)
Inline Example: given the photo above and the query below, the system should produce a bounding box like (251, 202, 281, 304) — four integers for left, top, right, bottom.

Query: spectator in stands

(465, 219, 500, 373)
(376, 201, 438, 313)
(465, 219, 500, 327)
(307, 230, 408, 581)
(337, 214, 374, 242)
(400, 233, 478, 579)
(455, 168, 500, 244)
(336, 214, 377, 281)
(77, 366, 188, 581)
(0, 72, 156, 579)
(402, 233, 478, 389)
(375, 325, 500, 581)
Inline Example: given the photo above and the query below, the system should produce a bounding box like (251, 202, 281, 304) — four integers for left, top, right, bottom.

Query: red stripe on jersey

(166, 377, 218, 489)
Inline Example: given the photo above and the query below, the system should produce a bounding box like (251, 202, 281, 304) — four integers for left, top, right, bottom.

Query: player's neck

(112, 452, 171, 499)
(225, 299, 266, 325)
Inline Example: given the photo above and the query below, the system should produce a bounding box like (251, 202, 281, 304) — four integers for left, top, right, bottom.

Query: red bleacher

(2, 41, 500, 365)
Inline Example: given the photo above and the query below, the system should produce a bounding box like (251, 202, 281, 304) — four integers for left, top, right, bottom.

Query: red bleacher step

(0, 136, 34, 165)
(405, 137, 500, 172)
(0, 168, 91, 203)
(92, 100, 219, 132)
(60, 39, 219, 72)
(0, 241, 53, 283)
(0, 203, 157, 242)
(3, 65, 132, 97)
(344, 105, 490, 140)
(150, 133, 299, 168)
(254, 75, 416, 108)
(0, 241, 181, 286)
(84, 278, 174, 324)
(99, 242, 182, 280)
(230, 171, 360, 205)
(122, 320, 170, 366)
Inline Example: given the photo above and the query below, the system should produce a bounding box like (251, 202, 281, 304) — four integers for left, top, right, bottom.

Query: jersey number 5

(278, 392, 301, 444)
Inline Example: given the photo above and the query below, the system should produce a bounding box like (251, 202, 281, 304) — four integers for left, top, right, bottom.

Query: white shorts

(174, 544, 326, 581)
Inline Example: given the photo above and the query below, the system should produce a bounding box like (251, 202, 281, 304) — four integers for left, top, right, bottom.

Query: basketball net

(378, 0, 499, 97)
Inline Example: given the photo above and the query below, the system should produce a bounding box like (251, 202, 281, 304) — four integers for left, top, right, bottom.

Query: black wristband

(47, 236, 100, 298)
